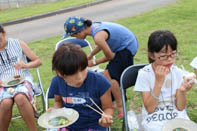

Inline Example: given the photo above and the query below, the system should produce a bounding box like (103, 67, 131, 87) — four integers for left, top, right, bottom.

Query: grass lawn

(8, 0, 197, 130)
(0, 0, 99, 23)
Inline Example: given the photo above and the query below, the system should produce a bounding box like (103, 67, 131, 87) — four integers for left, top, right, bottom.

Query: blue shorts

(106, 49, 134, 101)
(106, 49, 134, 83)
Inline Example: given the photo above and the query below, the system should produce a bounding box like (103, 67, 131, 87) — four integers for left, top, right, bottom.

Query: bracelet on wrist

(150, 91, 160, 100)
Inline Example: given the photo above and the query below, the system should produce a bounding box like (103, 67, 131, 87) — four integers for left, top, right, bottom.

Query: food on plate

(14, 75, 21, 79)
(8, 88, 15, 94)
(48, 116, 69, 126)
(58, 118, 68, 125)
(7, 79, 20, 85)
(172, 128, 186, 131)
(184, 72, 196, 80)
(183, 72, 196, 85)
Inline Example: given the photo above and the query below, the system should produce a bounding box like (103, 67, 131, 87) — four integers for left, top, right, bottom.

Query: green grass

(8, 0, 197, 130)
(0, 0, 99, 23)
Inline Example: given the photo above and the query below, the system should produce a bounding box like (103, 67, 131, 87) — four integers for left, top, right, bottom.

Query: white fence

(0, 0, 58, 10)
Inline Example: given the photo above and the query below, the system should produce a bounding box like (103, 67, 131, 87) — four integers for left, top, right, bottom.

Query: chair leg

(122, 120, 125, 131)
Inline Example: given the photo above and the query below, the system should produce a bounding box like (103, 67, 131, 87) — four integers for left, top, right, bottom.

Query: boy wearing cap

(63, 16, 138, 119)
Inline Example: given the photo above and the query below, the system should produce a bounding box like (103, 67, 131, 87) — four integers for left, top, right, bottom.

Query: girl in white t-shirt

(134, 30, 195, 131)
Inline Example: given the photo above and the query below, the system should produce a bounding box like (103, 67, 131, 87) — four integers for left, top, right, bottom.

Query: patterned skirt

(0, 80, 34, 104)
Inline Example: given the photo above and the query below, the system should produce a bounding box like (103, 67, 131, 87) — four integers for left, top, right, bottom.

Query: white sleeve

(134, 68, 151, 92)
(190, 57, 197, 69)
(174, 66, 184, 90)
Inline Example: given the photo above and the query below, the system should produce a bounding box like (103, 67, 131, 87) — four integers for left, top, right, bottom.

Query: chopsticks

(85, 98, 107, 117)
(86, 104, 104, 116)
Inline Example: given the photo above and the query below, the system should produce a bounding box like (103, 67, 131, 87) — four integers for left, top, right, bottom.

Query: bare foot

(113, 102, 124, 120)
(117, 107, 124, 120)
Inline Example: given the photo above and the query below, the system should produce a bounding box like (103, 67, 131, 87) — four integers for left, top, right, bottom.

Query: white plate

(38, 108, 79, 129)
(162, 118, 197, 131)
(0, 76, 24, 87)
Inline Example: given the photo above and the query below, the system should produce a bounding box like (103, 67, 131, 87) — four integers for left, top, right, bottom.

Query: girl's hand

(0, 80, 2, 84)
(155, 65, 170, 85)
(14, 60, 27, 70)
(179, 77, 195, 92)
(98, 114, 113, 128)
(46, 107, 55, 112)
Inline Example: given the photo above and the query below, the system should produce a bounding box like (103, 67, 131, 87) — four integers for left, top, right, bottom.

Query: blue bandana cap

(63, 16, 85, 38)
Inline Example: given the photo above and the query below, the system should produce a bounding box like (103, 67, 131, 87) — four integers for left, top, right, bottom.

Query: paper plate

(0, 76, 24, 87)
(162, 118, 197, 131)
(38, 108, 79, 129)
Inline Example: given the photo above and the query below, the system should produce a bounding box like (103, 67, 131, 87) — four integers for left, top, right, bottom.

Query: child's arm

(176, 87, 187, 111)
(176, 73, 195, 111)
(142, 65, 169, 113)
(92, 31, 115, 65)
(18, 40, 42, 69)
(99, 88, 113, 128)
(88, 45, 101, 60)
(47, 95, 63, 112)
(54, 95, 63, 108)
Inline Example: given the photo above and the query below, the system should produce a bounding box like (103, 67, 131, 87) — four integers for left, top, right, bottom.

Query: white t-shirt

(190, 57, 197, 69)
(134, 64, 189, 131)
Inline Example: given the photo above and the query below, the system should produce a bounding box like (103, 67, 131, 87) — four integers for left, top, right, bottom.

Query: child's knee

(111, 79, 119, 86)
(14, 94, 28, 106)
(103, 70, 111, 80)
(0, 99, 13, 110)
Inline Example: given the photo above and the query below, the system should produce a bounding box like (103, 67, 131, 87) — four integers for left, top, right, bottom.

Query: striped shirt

(0, 38, 33, 82)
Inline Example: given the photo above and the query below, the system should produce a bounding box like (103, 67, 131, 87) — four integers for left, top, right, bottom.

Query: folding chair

(31, 67, 46, 114)
(12, 62, 46, 120)
(120, 64, 147, 131)
(55, 38, 104, 73)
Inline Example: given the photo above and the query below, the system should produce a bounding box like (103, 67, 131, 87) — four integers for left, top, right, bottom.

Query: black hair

(0, 25, 5, 33)
(148, 30, 177, 63)
(52, 43, 88, 76)
(84, 19, 92, 27)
